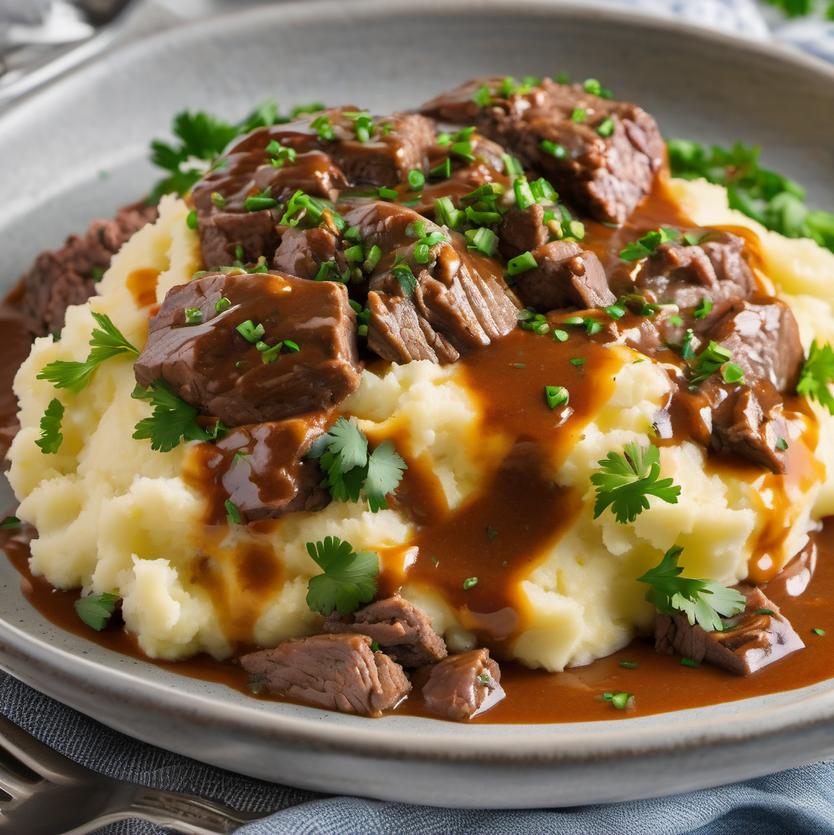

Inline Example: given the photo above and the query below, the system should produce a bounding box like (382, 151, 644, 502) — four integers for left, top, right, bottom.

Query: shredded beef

(19, 201, 158, 337)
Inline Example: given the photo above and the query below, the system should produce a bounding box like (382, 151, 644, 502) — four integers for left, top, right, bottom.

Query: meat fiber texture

(7, 191, 834, 671)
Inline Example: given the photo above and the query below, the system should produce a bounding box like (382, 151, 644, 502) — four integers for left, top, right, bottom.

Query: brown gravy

(5, 520, 833, 723)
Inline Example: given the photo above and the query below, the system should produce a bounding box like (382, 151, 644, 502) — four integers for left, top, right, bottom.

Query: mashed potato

(8, 183, 834, 669)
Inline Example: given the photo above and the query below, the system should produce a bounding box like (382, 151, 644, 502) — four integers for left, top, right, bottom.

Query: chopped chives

(544, 385, 569, 409)
(507, 251, 537, 276)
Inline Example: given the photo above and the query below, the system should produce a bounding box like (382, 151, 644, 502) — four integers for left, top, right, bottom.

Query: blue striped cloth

(4, 2, 834, 833)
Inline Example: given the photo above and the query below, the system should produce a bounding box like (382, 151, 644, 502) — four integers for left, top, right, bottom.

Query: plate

(2, 0, 834, 808)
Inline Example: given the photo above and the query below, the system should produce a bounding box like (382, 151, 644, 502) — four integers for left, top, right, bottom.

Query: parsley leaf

(797, 340, 834, 414)
(305, 536, 379, 616)
(311, 417, 406, 512)
(35, 398, 64, 455)
(132, 379, 215, 452)
(590, 441, 681, 524)
(667, 138, 834, 253)
(636, 545, 746, 632)
(149, 101, 286, 201)
(38, 312, 138, 394)
(74, 591, 120, 631)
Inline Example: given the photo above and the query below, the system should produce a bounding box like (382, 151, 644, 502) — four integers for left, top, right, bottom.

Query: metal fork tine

(0, 713, 89, 784)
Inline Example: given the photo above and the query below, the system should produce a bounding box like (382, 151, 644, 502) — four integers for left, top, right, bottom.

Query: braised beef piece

(511, 240, 615, 312)
(631, 231, 756, 319)
(133, 270, 361, 426)
(271, 225, 345, 280)
(328, 111, 436, 188)
(239, 634, 411, 717)
(192, 109, 436, 268)
(695, 297, 804, 473)
(19, 201, 158, 337)
(705, 298, 803, 393)
(345, 201, 519, 363)
(498, 204, 551, 259)
(204, 415, 331, 523)
(324, 594, 448, 667)
(420, 76, 664, 224)
(655, 586, 804, 676)
(422, 648, 505, 721)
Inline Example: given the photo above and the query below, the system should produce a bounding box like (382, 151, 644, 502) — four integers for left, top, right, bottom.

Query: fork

(0, 713, 268, 834)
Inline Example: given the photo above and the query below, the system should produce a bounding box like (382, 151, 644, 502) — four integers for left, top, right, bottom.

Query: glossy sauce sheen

(6, 522, 834, 723)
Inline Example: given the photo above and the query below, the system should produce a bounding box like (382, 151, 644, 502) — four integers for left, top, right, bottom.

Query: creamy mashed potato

(8, 183, 834, 669)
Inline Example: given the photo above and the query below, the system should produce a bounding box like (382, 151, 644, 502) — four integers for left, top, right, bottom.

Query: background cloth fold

(2, 0, 834, 833)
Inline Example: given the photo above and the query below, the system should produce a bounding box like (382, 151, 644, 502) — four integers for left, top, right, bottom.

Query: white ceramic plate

(2, 0, 834, 808)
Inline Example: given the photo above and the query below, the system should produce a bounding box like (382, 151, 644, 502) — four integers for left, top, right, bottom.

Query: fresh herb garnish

(305, 536, 378, 616)
(602, 691, 632, 710)
(463, 577, 478, 589)
(309, 417, 406, 512)
(688, 341, 742, 388)
(38, 312, 139, 394)
(619, 228, 679, 262)
(0, 516, 21, 529)
(797, 340, 834, 413)
(35, 398, 64, 454)
(132, 379, 219, 452)
(74, 592, 120, 631)
(544, 385, 569, 409)
(636, 545, 746, 632)
(149, 102, 283, 201)
(693, 297, 713, 320)
(591, 442, 681, 524)
(667, 138, 834, 252)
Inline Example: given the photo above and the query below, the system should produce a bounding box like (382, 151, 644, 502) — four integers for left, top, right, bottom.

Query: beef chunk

(327, 111, 436, 188)
(19, 201, 158, 337)
(271, 225, 344, 280)
(240, 634, 410, 717)
(655, 587, 804, 675)
(134, 270, 361, 426)
(705, 298, 803, 394)
(204, 415, 331, 523)
(709, 384, 790, 473)
(421, 76, 664, 224)
(632, 231, 756, 318)
(696, 297, 804, 473)
(198, 209, 279, 270)
(347, 201, 518, 364)
(324, 594, 448, 667)
(422, 648, 505, 721)
(366, 292, 459, 363)
(512, 240, 615, 312)
(498, 204, 551, 259)
(191, 110, 435, 269)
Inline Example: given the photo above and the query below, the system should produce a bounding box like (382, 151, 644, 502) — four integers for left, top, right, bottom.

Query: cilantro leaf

(38, 311, 138, 394)
(364, 441, 408, 512)
(74, 591, 120, 631)
(325, 416, 369, 472)
(311, 418, 406, 512)
(590, 441, 681, 524)
(305, 536, 379, 616)
(797, 340, 834, 414)
(35, 398, 64, 455)
(636, 545, 746, 632)
(132, 379, 214, 452)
